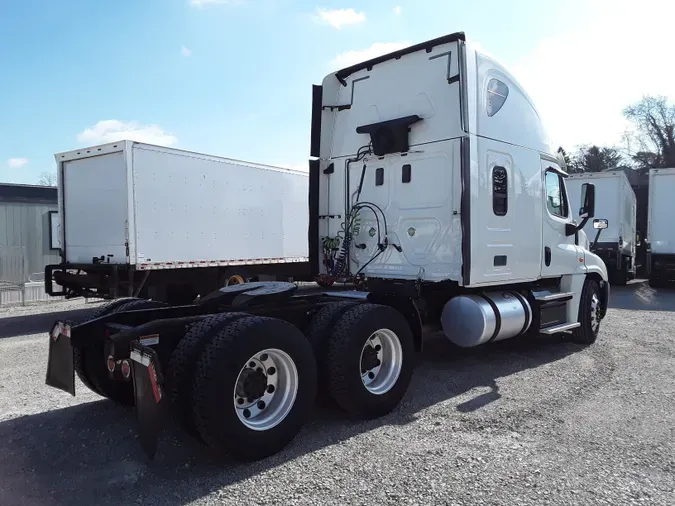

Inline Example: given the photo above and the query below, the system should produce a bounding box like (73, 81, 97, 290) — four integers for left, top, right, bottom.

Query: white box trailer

(46, 141, 310, 303)
(647, 167, 675, 287)
(566, 171, 637, 284)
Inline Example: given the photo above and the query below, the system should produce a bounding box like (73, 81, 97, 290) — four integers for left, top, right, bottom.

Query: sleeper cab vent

(492, 166, 508, 216)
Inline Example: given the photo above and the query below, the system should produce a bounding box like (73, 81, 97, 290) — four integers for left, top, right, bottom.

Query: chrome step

(534, 291, 574, 302)
(540, 322, 581, 335)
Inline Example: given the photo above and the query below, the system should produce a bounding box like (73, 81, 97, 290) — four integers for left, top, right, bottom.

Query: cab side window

(545, 170, 568, 218)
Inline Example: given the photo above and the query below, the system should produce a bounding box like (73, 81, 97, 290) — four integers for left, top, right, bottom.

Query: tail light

(121, 360, 131, 379)
(106, 356, 116, 373)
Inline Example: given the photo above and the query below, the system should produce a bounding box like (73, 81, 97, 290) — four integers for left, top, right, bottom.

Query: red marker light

(121, 360, 131, 379)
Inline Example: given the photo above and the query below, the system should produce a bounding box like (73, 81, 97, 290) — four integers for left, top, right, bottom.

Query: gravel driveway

(0, 281, 674, 506)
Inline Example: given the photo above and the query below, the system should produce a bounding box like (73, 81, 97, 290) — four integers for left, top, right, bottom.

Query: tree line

(557, 95, 675, 173)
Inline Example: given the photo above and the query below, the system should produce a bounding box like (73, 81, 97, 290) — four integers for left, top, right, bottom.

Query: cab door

(540, 160, 583, 278)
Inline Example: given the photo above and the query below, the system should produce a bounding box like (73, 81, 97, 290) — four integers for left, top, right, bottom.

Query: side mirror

(579, 183, 595, 219)
(590, 218, 608, 250)
(566, 182, 596, 237)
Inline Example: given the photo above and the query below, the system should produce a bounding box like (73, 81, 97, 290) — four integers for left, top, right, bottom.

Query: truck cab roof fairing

(333, 32, 466, 85)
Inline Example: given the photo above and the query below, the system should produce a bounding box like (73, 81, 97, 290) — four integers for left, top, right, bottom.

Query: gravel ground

(0, 282, 674, 506)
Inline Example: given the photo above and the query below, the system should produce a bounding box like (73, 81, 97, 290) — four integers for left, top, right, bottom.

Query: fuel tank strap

(478, 294, 502, 343)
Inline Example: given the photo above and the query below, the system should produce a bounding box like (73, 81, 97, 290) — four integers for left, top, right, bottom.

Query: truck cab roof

(318, 31, 555, 162)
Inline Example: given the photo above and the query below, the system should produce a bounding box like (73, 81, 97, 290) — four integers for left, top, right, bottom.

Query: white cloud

(329, 41, 411, 70)
(507, 0, 675, 152)
(313, 8, 366, 29)
(393, 6, 402, 15)
(7, 158, 28, 169)
(76, 120, 178, 147)
(181, 45, 192, 57)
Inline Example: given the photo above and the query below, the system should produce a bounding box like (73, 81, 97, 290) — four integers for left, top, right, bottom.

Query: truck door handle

(545, 247, 551, 266)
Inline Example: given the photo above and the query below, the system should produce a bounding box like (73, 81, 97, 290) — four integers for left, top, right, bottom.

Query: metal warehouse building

(0, 183, 60, 305)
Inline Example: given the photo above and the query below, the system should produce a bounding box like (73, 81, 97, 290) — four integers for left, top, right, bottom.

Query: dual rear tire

(314, 303, 415, 418)
(167, 314, 317, 461)
(167, 302, 415, 461)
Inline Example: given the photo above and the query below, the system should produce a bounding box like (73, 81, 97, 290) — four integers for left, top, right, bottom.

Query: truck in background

(566, 171, 637, 285)
(647, 167, 675, 287)
(44, 32, 610, 463)
(45, 141, 310, 304)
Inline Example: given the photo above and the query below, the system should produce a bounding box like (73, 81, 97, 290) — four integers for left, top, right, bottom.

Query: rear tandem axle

(46, 281, 418, 461)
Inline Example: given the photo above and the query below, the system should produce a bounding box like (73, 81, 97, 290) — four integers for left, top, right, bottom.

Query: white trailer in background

(566, 171, 637, 285)
(647, 167, 675, 287)
(45, 141, 310, 303)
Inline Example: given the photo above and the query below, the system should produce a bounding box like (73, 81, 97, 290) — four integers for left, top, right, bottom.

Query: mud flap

(129, 342, 165, 459)
(45, 321, 75, 395)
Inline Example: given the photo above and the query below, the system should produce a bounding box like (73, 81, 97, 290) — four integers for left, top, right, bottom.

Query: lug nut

(267, 367, 276, 375)
(249, 361, 256, 368)
(376, 359, 381, 367)
(375, 345, 381, 352)
(257, 367, 263, 374)
(267, 385, 275, 394)
(257, 401, 266, 410)
(237, 397, 244, 405)
(368, 372, 375, 380)
(260, 353, 268, 361)
(243, 409, 251, 418)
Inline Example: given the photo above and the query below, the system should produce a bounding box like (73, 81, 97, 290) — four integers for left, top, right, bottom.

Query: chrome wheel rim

(233, 349, 298, 431)
(359, 329, 403, 395)
(590, 292, 600, 332)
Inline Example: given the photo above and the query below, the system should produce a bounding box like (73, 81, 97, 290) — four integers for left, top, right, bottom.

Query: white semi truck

(45, 142, 310, 304)
(566, 171, 637, 285)
(647, 167, 675, 287)
(45, 32, 610, 463)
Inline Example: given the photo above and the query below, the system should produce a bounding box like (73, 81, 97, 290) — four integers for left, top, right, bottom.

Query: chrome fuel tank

(441, 291, 532, 347)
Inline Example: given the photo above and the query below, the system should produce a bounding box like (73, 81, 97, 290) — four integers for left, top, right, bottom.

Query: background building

(0, 183, 60, 305)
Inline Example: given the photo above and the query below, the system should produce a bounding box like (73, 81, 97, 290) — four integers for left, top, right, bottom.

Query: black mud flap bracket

(45, 321, 75, 396)
(129, 342, 166, 459)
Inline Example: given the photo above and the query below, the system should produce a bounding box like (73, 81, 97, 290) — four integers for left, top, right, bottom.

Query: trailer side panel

(131, 144, 309, 268)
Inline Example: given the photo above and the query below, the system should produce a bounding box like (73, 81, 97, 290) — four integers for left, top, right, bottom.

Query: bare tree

(37, 171, 57, 186)
(623, 95, 675, 168)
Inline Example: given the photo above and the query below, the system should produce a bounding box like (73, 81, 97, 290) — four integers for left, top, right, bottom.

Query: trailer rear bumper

(45, 263, 125, 299)
(650, 253, 675, 278)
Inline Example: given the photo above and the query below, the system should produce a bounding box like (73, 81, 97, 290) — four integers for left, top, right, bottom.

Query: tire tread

(325, 303, 414, 418)
(165, 312, 248, 433)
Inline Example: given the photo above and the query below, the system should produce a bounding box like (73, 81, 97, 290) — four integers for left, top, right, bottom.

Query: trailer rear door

(62, 151, 129, 264)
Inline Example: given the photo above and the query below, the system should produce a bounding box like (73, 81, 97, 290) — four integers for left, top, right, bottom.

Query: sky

(1, 0, 673, 185)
